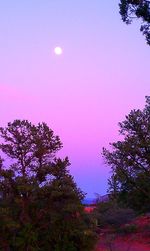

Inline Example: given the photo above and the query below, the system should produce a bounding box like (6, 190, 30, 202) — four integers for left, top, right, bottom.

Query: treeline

(1, 96, 150, 250)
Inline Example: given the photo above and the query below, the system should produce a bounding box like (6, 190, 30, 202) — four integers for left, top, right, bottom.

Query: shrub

(119, 224, 138, 234)
(95, 201, 136, 229)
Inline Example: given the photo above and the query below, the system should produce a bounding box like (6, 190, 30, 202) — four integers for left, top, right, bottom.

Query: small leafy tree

(119, 0, 150, 45)
(103, 96, 150, 212)
(0, 120, 96, 251)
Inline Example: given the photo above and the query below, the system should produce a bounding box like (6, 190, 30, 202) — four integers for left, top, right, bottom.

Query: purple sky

(0, 1, 150, 197)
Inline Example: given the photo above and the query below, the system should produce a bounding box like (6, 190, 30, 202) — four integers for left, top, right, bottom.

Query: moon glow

(54, 47, 63, 55)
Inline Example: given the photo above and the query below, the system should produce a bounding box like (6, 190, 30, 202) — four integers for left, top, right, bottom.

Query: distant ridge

(82, 194, 109, 205)
(82, 198, 96, 205)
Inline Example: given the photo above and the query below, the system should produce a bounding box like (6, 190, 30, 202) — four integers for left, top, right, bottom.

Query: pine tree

(103, 96, 150, 212)
(0, 120, 96, 251)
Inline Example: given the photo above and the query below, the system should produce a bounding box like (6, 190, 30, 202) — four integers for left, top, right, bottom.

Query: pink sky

(0, 0, 150, 197)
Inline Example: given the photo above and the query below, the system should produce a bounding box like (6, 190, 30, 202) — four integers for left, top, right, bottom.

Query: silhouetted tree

(119, 0, 150, 45)
(0, 120, 96, 251)
(103, 96, 150, 212)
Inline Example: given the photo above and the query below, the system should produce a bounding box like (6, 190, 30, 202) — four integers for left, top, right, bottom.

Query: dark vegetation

(1, 96, 150, 250)
(103, 96, 150, 214)
(119, 0, 150, 45)
(94, 201, 136, 230)
(0, 120, 96, 251)
(1, 3, 150, 251)
(94, 96, 150, 250)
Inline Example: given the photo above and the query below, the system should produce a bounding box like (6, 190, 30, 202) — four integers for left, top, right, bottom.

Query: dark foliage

(94, 201, 136, 229)
(0, 120, 96, 251)
(119, 0, 150, 45)
(103, 96, 150, 212)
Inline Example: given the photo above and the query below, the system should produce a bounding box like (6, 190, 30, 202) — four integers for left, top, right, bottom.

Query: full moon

(54, 46, 63, 55)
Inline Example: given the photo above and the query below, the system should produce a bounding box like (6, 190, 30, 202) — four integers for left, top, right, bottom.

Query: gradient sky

(0, 0, 150, 197)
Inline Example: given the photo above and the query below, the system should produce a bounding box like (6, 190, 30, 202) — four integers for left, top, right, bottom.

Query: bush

(119, 224, 138, 234)
(95, 201, 136, 229)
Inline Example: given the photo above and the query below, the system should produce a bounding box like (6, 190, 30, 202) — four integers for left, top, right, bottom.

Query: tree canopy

(103, 96, 150, 212)
(119, 0, 150, 45)
(0, 120, 96, 251)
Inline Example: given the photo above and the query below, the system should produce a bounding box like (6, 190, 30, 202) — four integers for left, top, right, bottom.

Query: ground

(94, 215, 150, 251)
